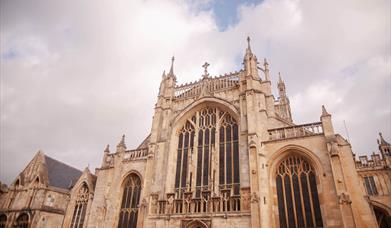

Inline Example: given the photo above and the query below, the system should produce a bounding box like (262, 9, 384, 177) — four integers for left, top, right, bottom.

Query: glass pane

(276, 175, 287, 228)
(284, 175, 295, 228)
(293, 174, 304, 227)
(309, 172, 323, 227)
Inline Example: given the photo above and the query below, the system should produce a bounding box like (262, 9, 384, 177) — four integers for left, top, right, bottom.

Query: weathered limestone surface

(1, 38, 390, 228)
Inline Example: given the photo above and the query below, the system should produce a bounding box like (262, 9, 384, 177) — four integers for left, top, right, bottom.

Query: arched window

(175, 107, 239, 197)
(118, 174, 141, 228)
(70, 183, 89, 228)
(276, 155, 323, 228)
(15, 213, 29, 228)
(374, 206, 391, 228)
(0, 214, 6, 228)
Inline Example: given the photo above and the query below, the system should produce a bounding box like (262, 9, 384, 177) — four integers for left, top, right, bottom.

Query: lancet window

(276, 155, 323, 228)
(70, 183, 89, 228)
(364, 176, 378, 196)
(15, 213, 29, 228)
(174, 106, 239, 198)
(118, 174, 141, 228)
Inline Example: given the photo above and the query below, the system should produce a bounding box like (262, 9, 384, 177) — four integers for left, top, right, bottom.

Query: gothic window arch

(0, 214, 6, 228)
(118, 174, 141, 228)
(15, 213, 29, 228)
(174, 106, 239, 197)
(70, 183, 89, 228)
(275, 154, 323, 228)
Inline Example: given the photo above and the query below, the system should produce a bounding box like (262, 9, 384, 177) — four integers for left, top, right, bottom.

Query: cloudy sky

(1, 0, 390, 185)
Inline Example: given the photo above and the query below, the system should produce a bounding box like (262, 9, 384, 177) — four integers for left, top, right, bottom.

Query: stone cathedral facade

(1, 38, 391, 228)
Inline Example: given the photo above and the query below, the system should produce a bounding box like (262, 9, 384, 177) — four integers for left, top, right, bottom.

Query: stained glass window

(174, 107, 240, 197)
(276, 155, 323, 228)
(118, 174, 141, 228)
(70, 183, 89, 228)
(364, 176, 378, 196)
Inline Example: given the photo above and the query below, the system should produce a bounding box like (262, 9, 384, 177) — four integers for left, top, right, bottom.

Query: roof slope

(44, 155, 82, 189)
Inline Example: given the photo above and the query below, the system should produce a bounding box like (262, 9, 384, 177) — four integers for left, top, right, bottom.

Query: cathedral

(1, 38, 390, 228)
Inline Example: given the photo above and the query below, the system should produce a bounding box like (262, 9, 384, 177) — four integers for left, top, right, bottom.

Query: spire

(117, 134, 126, 149)
(278, 72, 284, 84)
(264, 58, 269, 70)
(247, 36, 252, 53)
(321, 105, 331, 117)
(162, 70, 166, 79)
(168, 56, 175, 76)
(243, 36, 258, 78)
(104, 144, 110, 153)
(263, 58, 270, 81)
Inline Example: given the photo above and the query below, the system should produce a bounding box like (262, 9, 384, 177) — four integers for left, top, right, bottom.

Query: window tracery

(276, 155, 323, 228)
(70, 183, 89, 228)
(174, 106, 240, 198)
(118, 174, 141, 228)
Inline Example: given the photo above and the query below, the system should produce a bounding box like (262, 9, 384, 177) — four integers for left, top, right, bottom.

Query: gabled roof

(137, 134, 151, 149)
(44, 155, 82, 189)
(11, 151, 82, 190)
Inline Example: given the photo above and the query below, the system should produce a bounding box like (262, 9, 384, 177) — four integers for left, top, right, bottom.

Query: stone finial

(168, 56, 175, 76)
(247, 36, 251, 51)
(278, 72, 284, 84)
(263, 58, 269, 69)
(202, 62, 210, 79)
(104, 144, 110, 153)
(161, 70, 166, 79)
(117, 134, 126, 149)
(321, 105, 331, 117)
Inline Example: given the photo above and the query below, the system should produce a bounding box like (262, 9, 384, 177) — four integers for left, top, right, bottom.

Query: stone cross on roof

(202, 62, 210, 79)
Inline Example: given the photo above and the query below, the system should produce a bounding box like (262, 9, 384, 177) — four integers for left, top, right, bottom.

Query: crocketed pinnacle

(117, 135, 126, 149)
(321, 105, 331, 117)
(278, 72, 284, 84)
(104, 144, 110, 153)
(168, 56, 175, 76)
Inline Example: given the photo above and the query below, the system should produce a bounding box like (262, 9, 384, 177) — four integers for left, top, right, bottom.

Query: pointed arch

(172, 103, 240, 200)
(186, 220, 209, 228)
(118, 173, 142, 228)
(172, 97, 240, 133)
(269, 145, 325, 228)
(70, 182, 89, 228)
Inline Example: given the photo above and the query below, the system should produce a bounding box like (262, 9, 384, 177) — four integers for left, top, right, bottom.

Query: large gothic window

(118, 174, 141, 228)
(174, 107, 239, 197)
(276, 155, 323, 228)
(70, 183, 89, 228)
(15, 213, 29, 228)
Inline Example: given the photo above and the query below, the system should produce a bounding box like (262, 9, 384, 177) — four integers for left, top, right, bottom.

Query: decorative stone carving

(241, 188, 251, 211)
(150, 193, 159, 214)
(250, 192, 260, 204)
(166, 195, 174, 214)
(338, 192, 352, 204)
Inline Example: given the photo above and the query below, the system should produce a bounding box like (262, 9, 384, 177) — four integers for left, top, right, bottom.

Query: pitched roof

(44, 155, 82, 189)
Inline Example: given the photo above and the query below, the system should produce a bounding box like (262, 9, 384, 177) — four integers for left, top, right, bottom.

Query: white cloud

(1, 0, 390, 184)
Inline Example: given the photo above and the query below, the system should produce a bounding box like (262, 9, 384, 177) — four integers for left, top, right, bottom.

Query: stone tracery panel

(173, 106, 240, 210)
(70, 183, 89, 228)
(275, 155, 323, 228)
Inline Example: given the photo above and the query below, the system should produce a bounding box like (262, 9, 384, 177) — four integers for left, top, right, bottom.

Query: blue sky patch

(198, 0, 263, 31)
